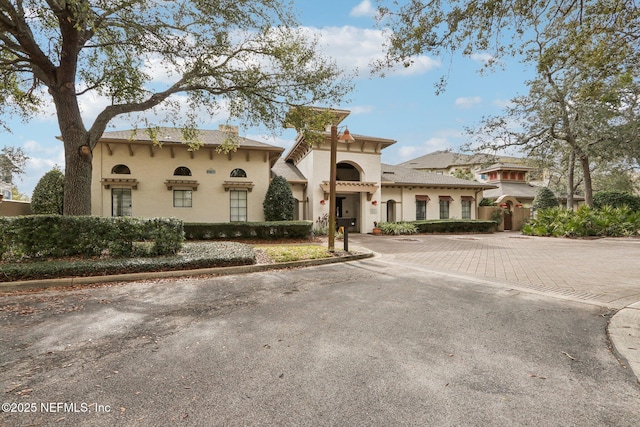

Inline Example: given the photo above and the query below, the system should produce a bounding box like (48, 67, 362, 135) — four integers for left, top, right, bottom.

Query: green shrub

(522, 206, 640, 237)
(479, 198, 496, 206)
(0, 216, 184, 260)
(263, 175, 296, 221)
(412, 219, 497, 233)
(593, 190, 640, 211)
(31, 168, 64, 214)
(378, 222, 417, 235)
(184, 221, 313, 240)
(532, 187, 559, 210)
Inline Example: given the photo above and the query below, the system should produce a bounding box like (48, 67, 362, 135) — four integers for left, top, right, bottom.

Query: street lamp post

(328, 124, 354, 252)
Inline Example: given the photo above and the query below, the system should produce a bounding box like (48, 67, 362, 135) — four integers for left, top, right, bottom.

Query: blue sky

(2, 0, 533, 198)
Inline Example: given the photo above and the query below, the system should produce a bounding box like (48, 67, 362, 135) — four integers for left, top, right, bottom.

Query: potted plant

(372, 221, 382, 235)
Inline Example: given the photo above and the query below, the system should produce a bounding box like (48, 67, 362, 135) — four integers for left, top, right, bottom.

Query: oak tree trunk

(51, 84, 92, 216)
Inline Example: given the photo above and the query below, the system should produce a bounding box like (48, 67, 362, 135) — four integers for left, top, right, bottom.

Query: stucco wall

(383, 187, 480, 221)
(91, 141, 273, 222)
(0, 200, 31, 216)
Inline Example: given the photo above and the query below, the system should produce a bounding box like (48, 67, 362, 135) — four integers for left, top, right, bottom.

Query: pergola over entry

(320, 181, 379, 201)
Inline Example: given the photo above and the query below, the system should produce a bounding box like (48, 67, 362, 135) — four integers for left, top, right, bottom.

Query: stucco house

(91, 126, 284, 222)
(91, 113, 497, 233)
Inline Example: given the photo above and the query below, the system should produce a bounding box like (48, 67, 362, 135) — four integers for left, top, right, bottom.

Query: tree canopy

(0, 146, 28, 184)
(1, 0, 351, 215)
(375, 0, 640, 206)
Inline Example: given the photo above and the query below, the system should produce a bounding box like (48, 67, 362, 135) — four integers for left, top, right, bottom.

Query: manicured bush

(184, 221, 313, 240)
(0, 215, 184, 260)
(412, 219, 497, 234)
(263, 175, 295, 221)
(521, 206, 640, 237)
(532, 187, 559, 210)
(593, 190, 640, 211)
(479, 198, 496, 206)
(31, 168, 64, 214)
(0, 242, 254, 282)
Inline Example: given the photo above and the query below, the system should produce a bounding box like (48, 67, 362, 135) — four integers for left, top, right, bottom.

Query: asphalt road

(2, 258, 639, 426)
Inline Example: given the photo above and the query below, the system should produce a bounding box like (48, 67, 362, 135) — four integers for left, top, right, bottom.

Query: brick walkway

(351, 232, 640, 309)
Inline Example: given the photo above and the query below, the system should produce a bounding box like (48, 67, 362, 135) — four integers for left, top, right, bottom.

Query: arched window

(111, 164, 131, 174)
(174, 166, 192, 176)
(230, 168, 247, 178)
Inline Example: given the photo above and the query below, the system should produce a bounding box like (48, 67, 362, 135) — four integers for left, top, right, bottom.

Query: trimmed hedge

(593, 191, 640, 211)
(184, 221, 313, 240)
(0, 242, 254, 282)
(0, 215, 184, 260)
(411, 219, 497, 234)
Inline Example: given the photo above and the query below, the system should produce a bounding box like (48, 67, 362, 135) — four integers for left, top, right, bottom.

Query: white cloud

(470, 52, 495, 65)
(349, 105, 375, 115)
(396, 132, 460, 162)
(350, 1, 376, 18)
(455, 96, 482, 109)
(308, 26, 440, 78)
(15, 139, 65, 197)
(492, 98, 513, 108)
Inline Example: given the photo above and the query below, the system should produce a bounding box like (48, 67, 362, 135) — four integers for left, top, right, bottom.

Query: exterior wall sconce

(371, 200, 378, 206)
(320, 199, 326, 205)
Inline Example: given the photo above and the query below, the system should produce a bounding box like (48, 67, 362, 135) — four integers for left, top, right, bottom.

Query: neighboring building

(0, 153, 13, 201)
(90, 111, 497, 232)
(379, 163, 494, 223)
(0, 180, 10, 201)
(478, 163, 539, 206)
(400, 150, 543, 184)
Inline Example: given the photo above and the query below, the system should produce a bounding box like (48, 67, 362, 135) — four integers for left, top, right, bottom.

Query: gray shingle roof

(381, 164, 496, 189)
(400, 150, 529, 170)
(272, 159, 307, 182)
(399, 150, 497, 169)
(100, 127, 282, 150)
(482, 182, 540, 200)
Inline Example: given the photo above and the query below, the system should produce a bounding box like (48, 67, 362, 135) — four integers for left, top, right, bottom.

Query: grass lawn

(256, 244, 335, 263)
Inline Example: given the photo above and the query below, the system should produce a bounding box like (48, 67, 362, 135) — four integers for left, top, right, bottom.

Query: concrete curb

(608, 302, 640, 385)
(0, 248, 374, 293)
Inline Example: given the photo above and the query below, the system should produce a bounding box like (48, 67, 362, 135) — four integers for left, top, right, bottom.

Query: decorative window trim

(223, 181, 254, 192)
(230, 168, 248, 178)
(415, 195, 431, 202)
(461, 196, 475, 201)
(165, 179, 199, 191)
(102, 178, 138, 189)
(439, 195, 454, 202)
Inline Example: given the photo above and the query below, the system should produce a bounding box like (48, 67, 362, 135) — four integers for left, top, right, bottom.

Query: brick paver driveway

(351, 232, 640, 309)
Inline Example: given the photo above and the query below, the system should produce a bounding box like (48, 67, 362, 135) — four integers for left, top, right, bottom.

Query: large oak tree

(1, 0, 351, 215)
(375, 0, 640, 206)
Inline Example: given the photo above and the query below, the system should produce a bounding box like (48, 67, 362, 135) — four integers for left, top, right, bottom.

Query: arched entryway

(495, 195, 521, 231)
(387, 200, 396, 222)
